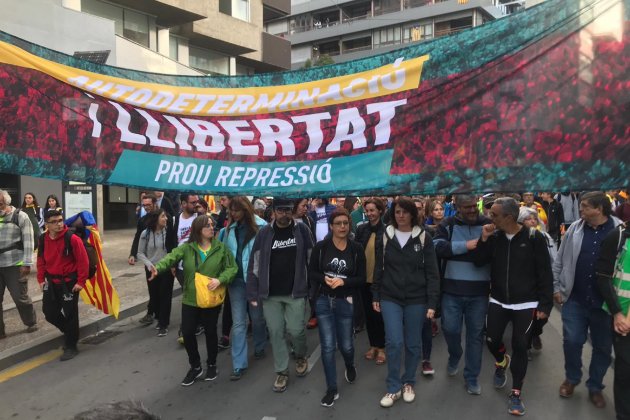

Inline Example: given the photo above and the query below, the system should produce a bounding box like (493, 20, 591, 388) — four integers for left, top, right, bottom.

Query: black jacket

(474, 227, 554, 314)
(308, 236, 366, 300)
(541, 199, 565, 241)
(596, 223, 629, 316)
(355, 221, 385, 282)
(372, 225, 440, 310)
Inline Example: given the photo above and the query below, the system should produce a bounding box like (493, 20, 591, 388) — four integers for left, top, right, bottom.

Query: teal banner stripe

(0, 0, 599, 87)
(106, 149, 394, 195)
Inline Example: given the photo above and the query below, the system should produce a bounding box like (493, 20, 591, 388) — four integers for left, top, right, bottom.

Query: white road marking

(306, 344, 321, 373)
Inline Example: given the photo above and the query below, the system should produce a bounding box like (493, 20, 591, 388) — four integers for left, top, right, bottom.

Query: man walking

(0, 189, 37, 338)
(37, 210, 89, 360)
(434, 194, 490, 395)
(475, 197, 554, 415)
(554, 191, 623, 408)
(247, 198, 314, 393)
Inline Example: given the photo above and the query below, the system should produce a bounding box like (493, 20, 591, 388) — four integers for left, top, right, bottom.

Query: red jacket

(37, 226, 89, 287)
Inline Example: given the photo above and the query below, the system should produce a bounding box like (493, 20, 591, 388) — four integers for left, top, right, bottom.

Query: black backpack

(38, 227, 98, 279)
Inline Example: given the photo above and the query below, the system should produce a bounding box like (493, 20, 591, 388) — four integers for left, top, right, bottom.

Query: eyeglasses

(274, 208, 292, 214)
(332, 221, 350, 226)
(47, 219, 64, 225)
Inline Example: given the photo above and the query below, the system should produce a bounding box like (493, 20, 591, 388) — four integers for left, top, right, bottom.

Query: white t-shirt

(177, 214, 196, 245)
(315, 206, 328, 242)
(394, 229, 412, 247)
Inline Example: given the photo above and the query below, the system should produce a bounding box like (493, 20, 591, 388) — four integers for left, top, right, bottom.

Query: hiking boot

(218, 335, 230, 350)
(422, 360, 435, 376)
(157, 328, 168, 337)
(508, 391, 525, 416)
(380, 391, 401, 408)
(321, 390, 339, 407)
(139, 313, 154, 325)
(230, 368, 247, 381)
(402, 383, 415, 403)
(181, 366, 203, 386)
(295, 357, 308, 377)
(589, 391, 606, 408)
(204, 365, 218, 381)
(559, 380, 577, 398)
(345, 365, 357, 384)
(273, 373, 289, 392)
(60, 347, 79, 361)
(494, 354, 511, 389)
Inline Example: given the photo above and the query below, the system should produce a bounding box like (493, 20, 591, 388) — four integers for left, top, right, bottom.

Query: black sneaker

(218, 336, 230, 350)
(345, 365, 357, 384)
(532, 335, 543, 351)
(157, 328, 168, 337)
(181, 366, 203, 386)
(321, 390, 339, 407)
(139, 313, 154, 325)
(195, 325, 205, 336)
(60, 347, 79, 361)
(204, 365, 218, 381)
(230, 368, 246, 381)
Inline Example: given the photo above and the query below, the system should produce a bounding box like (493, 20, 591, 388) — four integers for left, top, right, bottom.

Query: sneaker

(345, 365, 357, 384)
(447, 361, 459, 377)
(60, 347, 79, 361)
(494, 354, 511, 389)
(307, 317, 318, 329)
(508, 392, 525, 416)
(157, 328, 168, 337)
(181, 366, 203, 386)
(195, 325, 205, 336)
(466, 381, 482, 395)
(204, 365, 218, 381)
(218, 335, 230, 350)
(273, 373, 289, 392)
(139, 313, 154, 325)
(380, 391, 401, 408)
(532, 335, 542, 351)
(402, 383, 415, 403)
(177, 336, 185, 345)
(154, 324, 161, 330)
(254, 350, 266, 360)
(321, 390, 339, 407)
(26, 324, 38, 333)
(295, 357, 308, 377)
(422, 360, 435, 376)
(230, 368, 247, 381)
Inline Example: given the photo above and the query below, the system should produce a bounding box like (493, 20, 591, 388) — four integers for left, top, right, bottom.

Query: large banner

(0, 0, 628, 195)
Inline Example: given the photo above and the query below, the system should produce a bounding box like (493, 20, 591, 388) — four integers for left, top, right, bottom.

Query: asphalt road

(0, 298, 617, 420)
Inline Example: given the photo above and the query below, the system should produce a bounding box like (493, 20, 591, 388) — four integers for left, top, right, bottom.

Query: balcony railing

(434, 24, 472, 37)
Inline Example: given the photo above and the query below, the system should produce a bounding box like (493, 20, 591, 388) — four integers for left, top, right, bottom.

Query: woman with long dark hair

(309, 207, 366, 407)
(137, 209, 177, 336)
(355, 197, 387, 365)
(372, 197, 440, 407)
(151, 215, 237, 386)
(21, 192, 43, 238)
(44, 194, 62, 214)
(219, 196, 268, 380)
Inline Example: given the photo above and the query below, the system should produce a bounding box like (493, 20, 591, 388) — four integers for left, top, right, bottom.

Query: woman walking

(309, 208, 366, 407)
(137, 209, 177, 336)
(21, 192, 43, 239)
(372, 197, 440, 407)
(355, 197, 387, 365)
(150, 215, 237, 386)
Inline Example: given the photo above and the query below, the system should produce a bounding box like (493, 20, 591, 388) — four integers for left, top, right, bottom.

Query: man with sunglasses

(247, 198, 314, 393)
(37, 209, 89, 361)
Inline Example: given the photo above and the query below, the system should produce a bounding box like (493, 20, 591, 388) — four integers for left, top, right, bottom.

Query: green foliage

(302, 54, 335, 69)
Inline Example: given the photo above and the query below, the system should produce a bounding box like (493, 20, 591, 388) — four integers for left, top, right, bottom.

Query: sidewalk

(0, 228, 177, 370)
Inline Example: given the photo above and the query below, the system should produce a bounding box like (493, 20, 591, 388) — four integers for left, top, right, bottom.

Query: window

(374, 26, 401, 47)
(169, 35, 179, 61)
(123, 9, 149, 47)
(82, 0, 154, 48)
(219, 0, 250, 22)
(189, 46, 230, 75)
(403, 22, 433, 43)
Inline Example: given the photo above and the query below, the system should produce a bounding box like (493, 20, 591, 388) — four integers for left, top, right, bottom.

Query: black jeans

(360, 282, 385, 348)
(486, 302, 535, 391)
(181, 303, 221, 368)
(42, 280, 79, 349)
(614, 331, 630, 420)
(145, 268, 174, 328)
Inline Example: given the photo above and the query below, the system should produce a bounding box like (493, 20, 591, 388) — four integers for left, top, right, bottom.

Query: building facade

(265, 0, 527, 69)
(0, 0, 290, 230)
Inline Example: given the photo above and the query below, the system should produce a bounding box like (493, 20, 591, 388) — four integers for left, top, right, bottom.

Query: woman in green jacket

(150, 215, 237, 386)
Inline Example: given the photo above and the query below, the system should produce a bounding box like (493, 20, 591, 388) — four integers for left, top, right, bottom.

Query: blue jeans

(229, 278, 267, 370)
(316, 295, 355, 392)
(380, 300, 426, 393)
(561, 298, 612, 392)
(440, 293, 488, 384)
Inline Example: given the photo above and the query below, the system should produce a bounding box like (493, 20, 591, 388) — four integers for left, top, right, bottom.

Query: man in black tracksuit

(474, 197, 553, 416)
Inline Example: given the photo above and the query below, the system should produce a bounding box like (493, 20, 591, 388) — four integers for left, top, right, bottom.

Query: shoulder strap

(143, 228, 150, 256)
(64, 230, 74, 257)
(11, 208, 21, 226)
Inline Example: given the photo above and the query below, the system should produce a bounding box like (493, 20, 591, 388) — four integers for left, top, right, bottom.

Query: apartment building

(265, 0, 525, 69)
(0, 0, 290, 229)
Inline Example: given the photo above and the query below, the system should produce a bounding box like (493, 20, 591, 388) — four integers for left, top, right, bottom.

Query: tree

(302, 54, 335, 69)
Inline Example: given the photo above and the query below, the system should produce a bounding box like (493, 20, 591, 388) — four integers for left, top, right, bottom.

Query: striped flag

(80, 225, 120, 318)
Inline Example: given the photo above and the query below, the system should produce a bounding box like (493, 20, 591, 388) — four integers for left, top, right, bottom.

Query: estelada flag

(65, 211, 120, 319)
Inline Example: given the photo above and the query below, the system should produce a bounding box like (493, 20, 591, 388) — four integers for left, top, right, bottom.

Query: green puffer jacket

(154, 239, 237, 308)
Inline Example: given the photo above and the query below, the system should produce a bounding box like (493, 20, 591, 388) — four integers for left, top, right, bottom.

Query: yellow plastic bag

(194, 272, 226, 308)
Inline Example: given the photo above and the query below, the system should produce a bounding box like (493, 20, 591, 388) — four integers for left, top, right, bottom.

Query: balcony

(262, 32, 291, 69)
(263, 0, 290, 20)
(102, 0, 206, 26)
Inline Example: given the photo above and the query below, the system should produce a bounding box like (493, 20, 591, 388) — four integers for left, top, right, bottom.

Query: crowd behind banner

(0, 188, 629, 419)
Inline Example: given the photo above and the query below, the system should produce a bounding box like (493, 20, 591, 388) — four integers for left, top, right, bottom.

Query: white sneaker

(380, 391, 401, 408)
(402, 383, 416, 403)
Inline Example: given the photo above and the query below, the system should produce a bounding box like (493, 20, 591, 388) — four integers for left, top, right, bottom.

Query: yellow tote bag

(194, 272, 226, 308)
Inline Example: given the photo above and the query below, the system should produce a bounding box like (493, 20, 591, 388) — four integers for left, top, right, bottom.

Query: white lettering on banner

(153, 159, 333, 189)
(95, 99, 406, 158)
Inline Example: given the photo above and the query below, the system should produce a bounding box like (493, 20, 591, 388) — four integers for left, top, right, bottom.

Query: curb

(0, 288, 181, 372)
